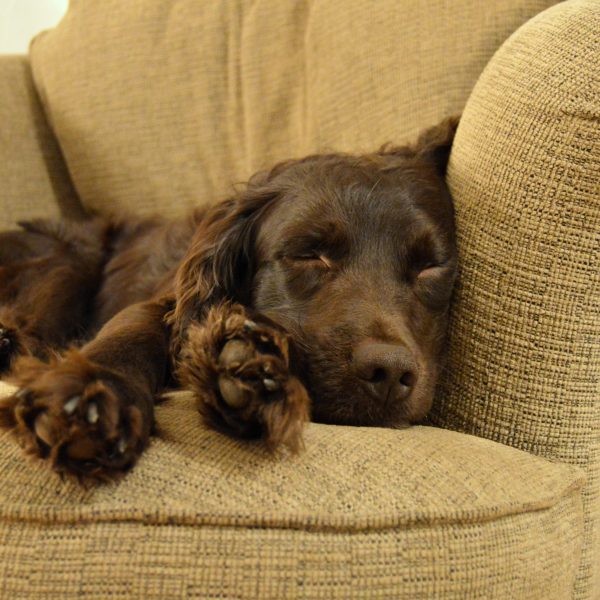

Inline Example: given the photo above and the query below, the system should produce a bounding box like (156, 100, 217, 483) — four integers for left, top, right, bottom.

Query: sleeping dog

(0, 116, 458, 480)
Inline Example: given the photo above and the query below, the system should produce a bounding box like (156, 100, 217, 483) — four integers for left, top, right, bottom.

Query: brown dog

(0, 117, 458, 480)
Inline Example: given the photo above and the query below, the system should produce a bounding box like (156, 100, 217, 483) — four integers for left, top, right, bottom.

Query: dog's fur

(0, 116, 458, 480)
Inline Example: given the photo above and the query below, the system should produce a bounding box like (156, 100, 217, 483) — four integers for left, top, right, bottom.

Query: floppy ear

(413, 115, 460, 176)
(380, 115, 460, 176)
(168, 177, 280, 342)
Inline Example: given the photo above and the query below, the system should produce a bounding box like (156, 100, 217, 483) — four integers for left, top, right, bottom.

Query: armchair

(0, 1, 597, 598)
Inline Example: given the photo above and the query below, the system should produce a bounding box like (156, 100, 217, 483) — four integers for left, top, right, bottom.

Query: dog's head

(173, 117, 459, 428)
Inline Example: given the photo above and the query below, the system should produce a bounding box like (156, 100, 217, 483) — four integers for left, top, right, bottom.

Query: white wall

(0, 0, 68, 54)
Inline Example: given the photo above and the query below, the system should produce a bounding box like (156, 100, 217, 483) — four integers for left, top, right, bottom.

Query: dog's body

(0, 117, 459, 479)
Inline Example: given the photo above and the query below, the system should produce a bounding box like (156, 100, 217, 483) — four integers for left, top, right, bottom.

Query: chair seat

(0, 381, 584, 599)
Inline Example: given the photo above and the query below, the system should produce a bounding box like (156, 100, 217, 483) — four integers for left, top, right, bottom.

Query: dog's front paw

(0, 352, 151, 481)
(0, 326, 18, 373)
(0, 317, 49, 374)
(178, 303, 310, 453)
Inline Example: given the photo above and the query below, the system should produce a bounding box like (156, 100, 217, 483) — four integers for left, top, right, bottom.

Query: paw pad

(216, 337, 286, 410)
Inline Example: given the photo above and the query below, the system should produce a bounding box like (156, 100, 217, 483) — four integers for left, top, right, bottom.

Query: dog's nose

(353, 342, 417, 402)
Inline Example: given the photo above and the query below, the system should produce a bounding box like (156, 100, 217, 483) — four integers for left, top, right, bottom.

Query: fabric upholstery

(431, 1, 600, 598)
(0, 382, 585, 599)
(0, 55, 84, 228)
(0, 0, 596, 597)
(29, 0, 558, 217)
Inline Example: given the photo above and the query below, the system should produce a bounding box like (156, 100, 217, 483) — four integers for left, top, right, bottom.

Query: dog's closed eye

(289, 253, 333, 269)
(412, 261, 456, 310)
(416, 262, 446, 278)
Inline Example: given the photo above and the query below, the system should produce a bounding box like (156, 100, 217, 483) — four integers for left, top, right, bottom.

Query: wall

(0, 0, 68, 54)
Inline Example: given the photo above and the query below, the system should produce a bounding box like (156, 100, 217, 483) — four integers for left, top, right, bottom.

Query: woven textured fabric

(29, 0, 557, 217)
(0, 56, 84, 228)
(430, 1, 600, 598)
(6, 0, 595, 597)
(0, 382, 585, 599)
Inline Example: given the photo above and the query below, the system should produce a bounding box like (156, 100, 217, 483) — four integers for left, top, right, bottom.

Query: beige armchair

(0, 1, 597, 598)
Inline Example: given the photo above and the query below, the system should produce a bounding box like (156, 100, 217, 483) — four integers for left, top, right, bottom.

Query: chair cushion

(430, 1, 600, 598)
(0, 381, 584, 598)
(0, 56, 83, 228)
(29, 0, 557, 217)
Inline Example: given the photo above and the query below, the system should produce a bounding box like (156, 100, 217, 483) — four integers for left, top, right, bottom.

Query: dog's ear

(413, 115, 460, 175)
(379, 115, 460, 176)
(168, 170, 283, 342)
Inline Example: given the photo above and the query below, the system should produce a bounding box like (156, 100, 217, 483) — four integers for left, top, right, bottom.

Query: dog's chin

(306, 377, 435, 428)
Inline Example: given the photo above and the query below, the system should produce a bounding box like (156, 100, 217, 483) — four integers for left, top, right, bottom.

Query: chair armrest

(432, 2, 599, 596)
(0, 55, 84, 228)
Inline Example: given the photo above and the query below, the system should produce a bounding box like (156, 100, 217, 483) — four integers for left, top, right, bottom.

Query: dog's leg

(0, 220, 106, 373)
(178, 303, 311, 453)
(0, 300, 171, 481)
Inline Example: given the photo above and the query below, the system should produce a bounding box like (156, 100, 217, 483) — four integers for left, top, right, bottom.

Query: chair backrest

(29, 0, 557, 216)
